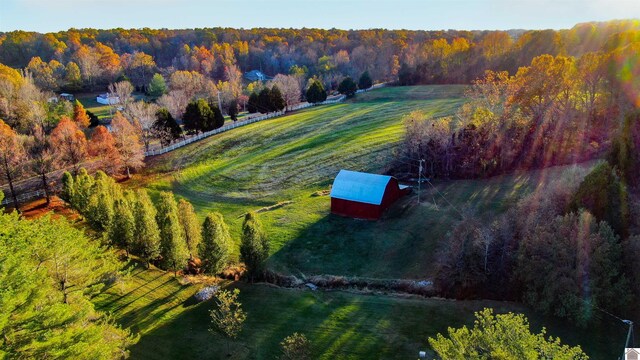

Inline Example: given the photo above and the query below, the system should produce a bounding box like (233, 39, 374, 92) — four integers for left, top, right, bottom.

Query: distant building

(96, 93, 119, 105)
(330, 170, 410, 220)
(244, 70, 271, 82)
(60, 93, 75, 101)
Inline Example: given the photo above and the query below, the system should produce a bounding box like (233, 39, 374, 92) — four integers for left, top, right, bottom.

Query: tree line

(61, 169, 271, 280)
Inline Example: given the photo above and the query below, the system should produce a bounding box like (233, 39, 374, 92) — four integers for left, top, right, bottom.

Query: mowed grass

(142, 85, 594, 279)
(94, 261, 624, 359)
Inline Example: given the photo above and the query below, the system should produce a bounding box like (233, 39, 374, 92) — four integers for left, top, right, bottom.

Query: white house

(96, 93, 120, 105)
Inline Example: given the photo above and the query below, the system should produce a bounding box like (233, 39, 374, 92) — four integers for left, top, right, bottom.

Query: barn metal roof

(330, 170, 392, 205)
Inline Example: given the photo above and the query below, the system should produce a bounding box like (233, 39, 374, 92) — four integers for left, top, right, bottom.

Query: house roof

(330, 170, 392, 205)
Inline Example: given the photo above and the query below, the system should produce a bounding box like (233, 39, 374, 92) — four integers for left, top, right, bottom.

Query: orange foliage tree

(110, 112, 145, 178)
(73, 100, 91, 128)
(50, 116, 88, 174)
(0, 119, 26, 210)
(88, 125, 121, 175)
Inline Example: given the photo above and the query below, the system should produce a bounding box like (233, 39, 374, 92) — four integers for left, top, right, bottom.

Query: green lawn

(94, 261, 624, 359)
(105, 85, 623, 359)
(142, 85, 591, 279)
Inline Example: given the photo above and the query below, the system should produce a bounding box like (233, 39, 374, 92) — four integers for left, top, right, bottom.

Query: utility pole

(622, 320, 634, 360)
(418, 159, 425, 204)
(217, 91, 222, 111)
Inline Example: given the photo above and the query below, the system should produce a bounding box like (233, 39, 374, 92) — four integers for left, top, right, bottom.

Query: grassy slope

(142, 85, 587, 279)
(104, 85, 623, 359)
(94, 262, 623, 360)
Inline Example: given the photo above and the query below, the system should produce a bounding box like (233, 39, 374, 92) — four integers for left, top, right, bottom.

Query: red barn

(330, 170, 410, 220)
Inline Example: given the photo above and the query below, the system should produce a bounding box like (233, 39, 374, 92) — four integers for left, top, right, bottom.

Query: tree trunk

(126, 166, 131, 179)
(41, 171, 50, 206)
(4, 158, 19, 212)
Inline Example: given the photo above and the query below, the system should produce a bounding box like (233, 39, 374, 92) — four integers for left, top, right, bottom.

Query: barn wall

(330, 198, 382, 220)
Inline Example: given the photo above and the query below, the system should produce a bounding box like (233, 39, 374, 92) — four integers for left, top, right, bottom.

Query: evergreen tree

(86, 171, 120, 231)
(200, 212, 232, 274)
(358, 71, 373, 90)
(258, 88, 273, 113)
(240, 212, 269, 282)
(109, 198, 136, 256)
(156, 192, 189, 275)
(247, 92, 259, 113)
(270, 85, 286, 111)
(147, 73, 167, 98)
(132, 189, 161, 268)
(154, 108, 182, 147)
(228, 99, 239, 121)
(71, 168, 94, 214)
(305, 79, 327, 104)
(337, 77, 357, 97)
(86, 110, 100, 127)
(177, 199, 202, 259)
(61, 171, 74, 202)
(206, 103, 225, 130)
(183, 99, 213, 134)
(0, 212, 134, 358)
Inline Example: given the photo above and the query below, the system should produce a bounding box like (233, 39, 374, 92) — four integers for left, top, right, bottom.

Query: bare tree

(0, 120, 26, 210)
(126, 100, 159, 151)
(269, 74, 301, 111)
(108, 81, 134, 114)
(157, 90, 189, 120)
(27, 126, 58, 205)
(111, 112, 145, 178)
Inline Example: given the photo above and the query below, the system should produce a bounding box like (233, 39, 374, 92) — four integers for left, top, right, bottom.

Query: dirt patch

(237, 201, 294, 218)
(15, 196, 80, 221)
(311, 189, 331, 197)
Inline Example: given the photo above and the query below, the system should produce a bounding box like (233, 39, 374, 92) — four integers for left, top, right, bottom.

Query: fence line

(1, 189, 45, 206)
(144, 83, 387, 157)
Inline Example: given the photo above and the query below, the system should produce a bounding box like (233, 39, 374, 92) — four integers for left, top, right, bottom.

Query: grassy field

(141, 85, 591, 279)
(98, 85, 625, 359)
(94, 261, 624, 359)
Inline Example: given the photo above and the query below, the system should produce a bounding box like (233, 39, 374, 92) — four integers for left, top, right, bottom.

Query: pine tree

(183, 99, 213, 134)
(132, 189, 161, 267)
(270, 85, 286, 111)
(338, 77, 357, 97)
(248, 92, 259, 113)
(258, 88, 272, 113)
(177, 199, 202, 259)
(71, 168, 94, 214)
(228, 99, 239, 121)
(86, 171, 119, 231)
(206, 103, 225, 130)
(154, 108, 182, 147)
(156, 192, 189, 275)
(61, 171, 74, 202)
(109, 198, 136, 256)
(73, 100, 91, 128)
(147, 73, 167, 98)
(240, 212, 269, 282)
(305, 79, 327, 104)
(200, 212, 232, 274)
(358, 71, 373, 90)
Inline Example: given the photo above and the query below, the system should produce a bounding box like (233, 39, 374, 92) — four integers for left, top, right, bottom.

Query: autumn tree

(156, 192, 189, 275)
(0, 119, 26, 210)
(269, 74, 301, 111)
(429, 309, 588, 359)
(121, 51, 156, 89)
(72, 100, 91, 128)
(200, 212, 232, 274)
(64, 61, 82, 91)
(177, 199, 202, 260)
(51, 116, 88, 174)
(27, 126, 58, 206)
(126, 100, 159, 151)
(111, 112, 145, 178)
(132, 189, 161, 268)
(209, 289, 247, 356)
(240, 212, 269, 282)
(88, 125, 122, 175)
(154, 108, 182, 147)
(108, 81, 134, 113)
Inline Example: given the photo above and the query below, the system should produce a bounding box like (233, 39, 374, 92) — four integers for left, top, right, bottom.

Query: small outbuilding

(96, 93, 119, 105)
(330, 169, 410, 220)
